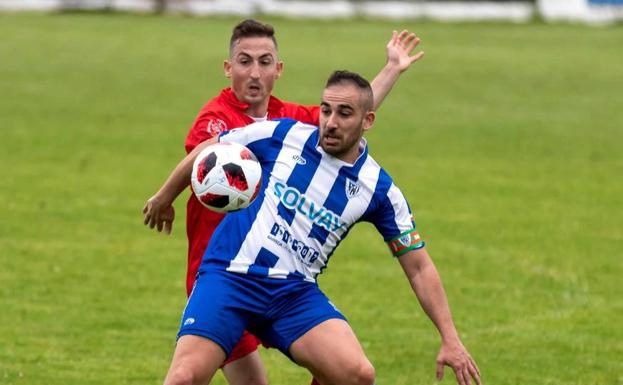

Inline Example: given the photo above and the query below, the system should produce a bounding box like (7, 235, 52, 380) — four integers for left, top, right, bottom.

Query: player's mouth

(322, 135, 341, 146)
(247, 83, 262, 96)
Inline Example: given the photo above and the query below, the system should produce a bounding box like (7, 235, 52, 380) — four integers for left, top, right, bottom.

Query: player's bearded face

(319, 84, 375, 163)
(225, 37, 283, 108)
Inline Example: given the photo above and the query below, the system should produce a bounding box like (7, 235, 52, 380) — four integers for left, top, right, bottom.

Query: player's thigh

(289, 318, 375, 385)
(222, 350, 268, 385)
(164, 335, 226, 385)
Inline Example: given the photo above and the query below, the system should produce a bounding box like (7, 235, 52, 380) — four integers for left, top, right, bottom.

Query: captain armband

(387, 229, 425, 257)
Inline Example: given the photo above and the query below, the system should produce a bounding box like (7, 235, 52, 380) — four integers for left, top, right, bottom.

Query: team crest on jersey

(206, 119, 227, 137)
(399, 234, 411, 247)
(345, 178, 360, 199)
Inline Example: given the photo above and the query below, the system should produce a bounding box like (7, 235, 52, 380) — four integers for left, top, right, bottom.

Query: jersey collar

(317, 137, 369, 170)
(221, 87, 286, 118)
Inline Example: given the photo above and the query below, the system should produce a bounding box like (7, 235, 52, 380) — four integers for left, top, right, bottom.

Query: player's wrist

(440, 331, 461, 345)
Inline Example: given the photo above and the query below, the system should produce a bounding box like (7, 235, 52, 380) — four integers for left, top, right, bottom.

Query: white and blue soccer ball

(191, 142, 262, 213)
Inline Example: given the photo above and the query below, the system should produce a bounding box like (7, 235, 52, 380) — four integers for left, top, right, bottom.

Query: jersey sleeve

(218, 120, 279, 146)
(185, 111, 230, 153)
(282, 102, 320, 126)
(369, 182, 425, 257)
(219, 119, 297, 163)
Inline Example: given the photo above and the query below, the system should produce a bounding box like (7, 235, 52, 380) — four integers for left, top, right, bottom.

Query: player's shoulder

(360, 155, 400, 196)
(269, 118, 318, 132)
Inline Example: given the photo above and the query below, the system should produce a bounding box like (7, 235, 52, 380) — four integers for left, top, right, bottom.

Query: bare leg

(163, 335, 226, 385)
(289, 319, 375, 385)
(222, 350, 269, 385)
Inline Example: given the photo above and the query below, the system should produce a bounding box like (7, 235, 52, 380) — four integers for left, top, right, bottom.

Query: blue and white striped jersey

(199, 119, 424, 283)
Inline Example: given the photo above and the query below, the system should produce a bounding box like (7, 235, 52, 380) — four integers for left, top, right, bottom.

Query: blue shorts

(178, 270, 346, 359)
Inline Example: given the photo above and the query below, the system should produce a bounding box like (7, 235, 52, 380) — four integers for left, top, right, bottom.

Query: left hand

(385, 30, 424, 73)
(436, 338, 481, 385)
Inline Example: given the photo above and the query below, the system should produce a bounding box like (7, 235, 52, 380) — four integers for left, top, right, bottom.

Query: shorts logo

(206, 119, 227, 137)
(345, 178, 360, 199)
(183, 318, 195, 326)
(292, 154, 307, 165)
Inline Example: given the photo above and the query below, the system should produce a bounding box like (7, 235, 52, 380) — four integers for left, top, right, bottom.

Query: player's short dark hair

(230, 19, 278, 54)
(325, 70, 374, 111)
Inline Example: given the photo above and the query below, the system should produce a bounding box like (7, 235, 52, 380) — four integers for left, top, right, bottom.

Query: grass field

(1, 12, 622, 385)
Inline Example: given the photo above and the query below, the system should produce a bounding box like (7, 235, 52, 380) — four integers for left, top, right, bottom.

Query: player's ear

(275, 60, 284, 79)
(362, 111, 375, 133)
(224, 59, 232, 79)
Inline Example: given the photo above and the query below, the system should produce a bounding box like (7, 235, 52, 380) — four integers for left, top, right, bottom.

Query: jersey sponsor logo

(345, 178, 360, 199)
(273, 181, 346, 232)
(292, 154, 307, 165)
(206, 119, 227, 137)
(269, 223, 320, 266)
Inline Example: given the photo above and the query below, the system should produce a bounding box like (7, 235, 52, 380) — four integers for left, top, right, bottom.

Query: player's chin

(320, 141, 342, 155)
(243, 93, 266, 104)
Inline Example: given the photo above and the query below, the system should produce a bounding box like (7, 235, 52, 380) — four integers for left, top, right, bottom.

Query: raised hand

(386, 29, 424, 73)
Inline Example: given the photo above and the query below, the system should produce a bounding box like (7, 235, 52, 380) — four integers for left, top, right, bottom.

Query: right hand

(143, 195, 175, 234)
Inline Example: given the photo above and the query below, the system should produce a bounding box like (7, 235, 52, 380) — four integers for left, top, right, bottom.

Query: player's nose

(325, 113, 338, 129)
(249, 63, 261, 79)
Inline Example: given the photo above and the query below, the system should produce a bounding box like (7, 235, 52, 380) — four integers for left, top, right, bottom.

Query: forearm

(155, 139, 216, 205)
(406, 260, 459, 342)
(370, 63, 402, 111)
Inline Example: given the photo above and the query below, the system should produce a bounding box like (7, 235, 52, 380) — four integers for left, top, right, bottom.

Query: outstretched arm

(142, 137, 218, 234)
(398, 248, 481, 385)
(370, 30, 424, 111)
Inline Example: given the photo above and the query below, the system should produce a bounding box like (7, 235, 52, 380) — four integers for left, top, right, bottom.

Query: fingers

(403, 33, 417, 50)
(451, 364, 469, 385)
(389, 30, 398, 46)
(451, 356, 481, 385)
(468, 357, 481, 385)
(410, 51, 425, 63)
(406, 36, 421, 53)
(164, 219, 173, 235)
(156, 217, 164, 232)
(397, 29, 409, 45)
(143, 201, 160, 230)
(436, 361, 444, 381)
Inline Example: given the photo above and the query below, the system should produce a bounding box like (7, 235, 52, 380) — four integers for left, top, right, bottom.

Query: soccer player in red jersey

(146, 19, 423, 385)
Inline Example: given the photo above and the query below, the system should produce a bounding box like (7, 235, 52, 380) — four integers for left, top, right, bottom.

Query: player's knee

(347, 359, 375, 385)
(165, 367, 196, 385)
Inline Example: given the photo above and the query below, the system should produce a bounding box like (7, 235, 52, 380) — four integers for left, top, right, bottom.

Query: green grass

(1, 12, 622, 385)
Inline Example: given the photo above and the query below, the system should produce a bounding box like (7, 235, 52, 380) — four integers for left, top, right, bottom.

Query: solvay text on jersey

(273, 181, 346, 232)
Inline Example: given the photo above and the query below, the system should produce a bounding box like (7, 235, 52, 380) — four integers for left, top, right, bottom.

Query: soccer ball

(191, 142, 262, 213)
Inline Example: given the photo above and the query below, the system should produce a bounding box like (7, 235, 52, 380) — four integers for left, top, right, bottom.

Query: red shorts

(222, 330, 261, 366)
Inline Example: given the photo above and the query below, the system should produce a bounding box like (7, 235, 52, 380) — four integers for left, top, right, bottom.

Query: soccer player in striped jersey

(161, 19, 423, 385)
(144, 71, 481, 385)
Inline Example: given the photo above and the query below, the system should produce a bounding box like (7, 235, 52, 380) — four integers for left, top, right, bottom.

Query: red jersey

(184, 87, 319, 294)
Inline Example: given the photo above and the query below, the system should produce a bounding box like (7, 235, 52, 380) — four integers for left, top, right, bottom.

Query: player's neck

(245, 100, 270, 119)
